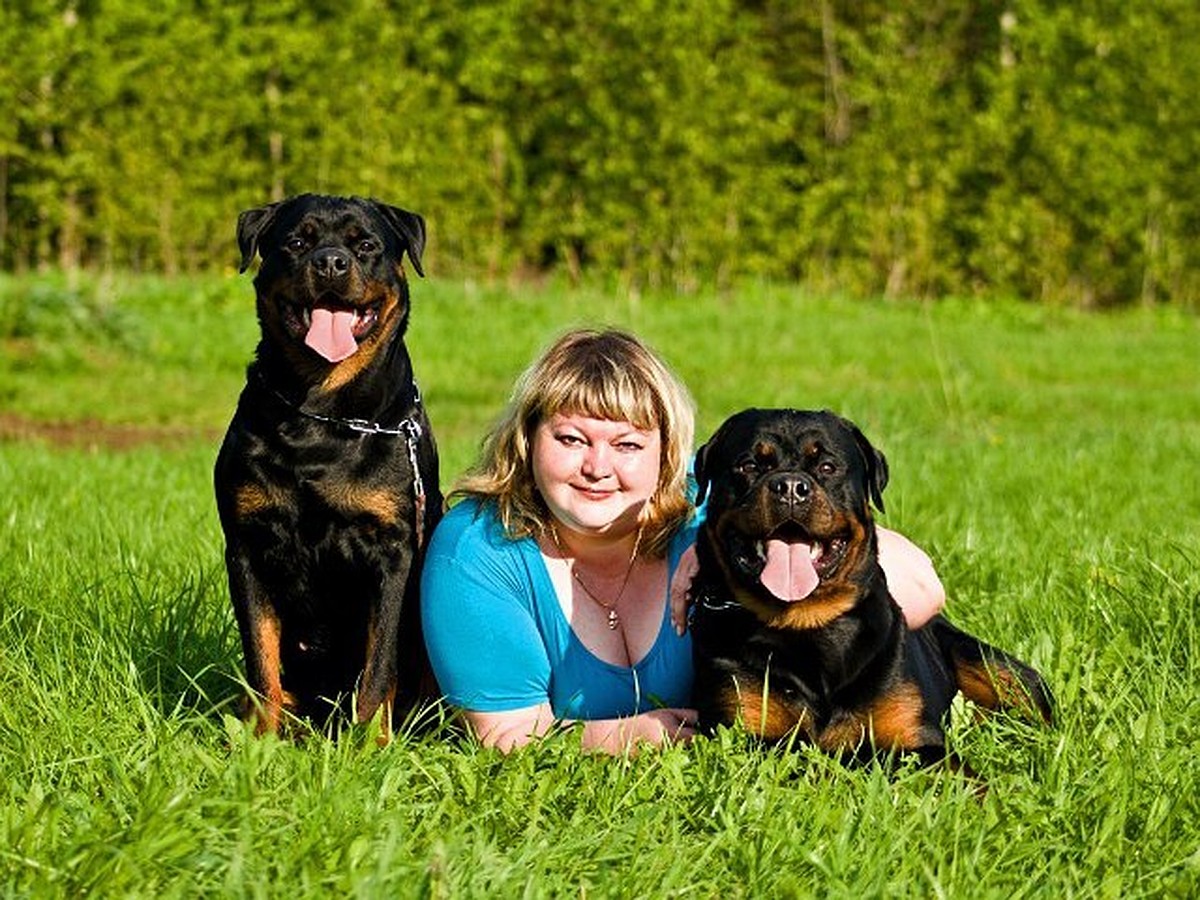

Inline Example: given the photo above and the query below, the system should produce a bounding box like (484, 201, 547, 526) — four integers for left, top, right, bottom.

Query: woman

(420, 328, 944, 753)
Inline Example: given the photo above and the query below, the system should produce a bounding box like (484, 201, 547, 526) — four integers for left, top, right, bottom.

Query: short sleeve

(420, 513, 552, 713)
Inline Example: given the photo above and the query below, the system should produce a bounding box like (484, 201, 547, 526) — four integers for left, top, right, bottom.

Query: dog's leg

(715, 669, 816, 742)
(227, 553, 292, 735)
(929, 617, 1054, 725)
(358, 556, 414, 740)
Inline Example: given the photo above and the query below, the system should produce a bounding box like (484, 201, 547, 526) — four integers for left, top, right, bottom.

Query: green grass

(2, 273, 1198, 897)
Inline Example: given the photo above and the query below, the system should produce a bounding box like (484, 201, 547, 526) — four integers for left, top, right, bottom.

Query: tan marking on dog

(720, 670, 821, 742)
(236, 483, 287, 517)
(769, 586, 859, 630)
(316, 482, 400, 526)
(816, 682, 926, 753)
(955, 660, 1004, 709)
(248, 610, 295, 735)
(722, 679, 808, 741)
(955, 658, 1050, 722)
(862, 682, 927, 747)
(319, 283, 403, 394)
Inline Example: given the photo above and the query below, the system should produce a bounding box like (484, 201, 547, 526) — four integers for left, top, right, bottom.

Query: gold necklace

(549, 524, 642, 630)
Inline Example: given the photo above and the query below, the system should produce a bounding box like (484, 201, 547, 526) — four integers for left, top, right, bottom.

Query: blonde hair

(451, 328, 696, 558)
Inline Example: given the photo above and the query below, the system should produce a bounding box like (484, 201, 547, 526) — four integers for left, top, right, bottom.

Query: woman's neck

(548, 521, 641, 573)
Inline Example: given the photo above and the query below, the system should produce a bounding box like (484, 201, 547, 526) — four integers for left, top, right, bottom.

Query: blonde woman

(420, 328, 943, 753)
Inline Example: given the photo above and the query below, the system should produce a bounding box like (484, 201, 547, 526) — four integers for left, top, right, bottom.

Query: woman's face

(531, 411, 662, 540)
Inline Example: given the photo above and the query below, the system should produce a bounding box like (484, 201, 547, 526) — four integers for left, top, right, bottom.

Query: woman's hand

(580, 708, 698, 753)
(670, 544, 700, 635)
(463, 704, 698, 754)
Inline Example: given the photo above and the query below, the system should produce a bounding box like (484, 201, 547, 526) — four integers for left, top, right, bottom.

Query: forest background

(2, 0, 1198, 308)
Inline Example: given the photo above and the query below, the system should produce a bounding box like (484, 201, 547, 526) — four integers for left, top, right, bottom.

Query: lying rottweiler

(689, 409, 1052, 774)
(214, 193, 441, 737)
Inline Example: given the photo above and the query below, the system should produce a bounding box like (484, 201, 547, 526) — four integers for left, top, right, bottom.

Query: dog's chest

(278, 435, 411, 529)
(225, 421, 413, 543)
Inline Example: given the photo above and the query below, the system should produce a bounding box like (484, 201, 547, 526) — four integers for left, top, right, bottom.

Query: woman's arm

(876, 526, 945, 627)
(465, 704, 698, 754)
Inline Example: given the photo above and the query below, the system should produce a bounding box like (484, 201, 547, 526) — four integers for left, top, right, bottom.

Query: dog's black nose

(767, 472, 812, 505)
(311, 247, 351, 279)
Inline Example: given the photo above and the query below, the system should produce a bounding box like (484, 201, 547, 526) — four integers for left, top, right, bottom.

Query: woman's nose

(580, 443, 611, 478)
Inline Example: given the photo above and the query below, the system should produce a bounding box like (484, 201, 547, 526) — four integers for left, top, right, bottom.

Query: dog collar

(254, 371, 429, 540)
(253, 369, 422, 436)
(272, 387, 425, 439)
(691, 585, 742, 617)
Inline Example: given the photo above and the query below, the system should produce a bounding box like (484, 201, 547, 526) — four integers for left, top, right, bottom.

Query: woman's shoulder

(431, 496, 490, 542)
(429, 497, 523, 558)
(423, 497, 544, 616)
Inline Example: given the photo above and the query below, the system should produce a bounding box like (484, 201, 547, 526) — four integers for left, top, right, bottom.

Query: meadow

(1, 273, 1197, 897)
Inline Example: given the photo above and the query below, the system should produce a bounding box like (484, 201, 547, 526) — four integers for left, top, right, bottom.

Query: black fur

(215, 194, 441, 736)
(690, 409, 1052, 775)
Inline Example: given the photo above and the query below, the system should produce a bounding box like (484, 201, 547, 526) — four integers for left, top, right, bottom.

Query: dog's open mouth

(282, 297, 380, 362)
(740, 522, 849, 603)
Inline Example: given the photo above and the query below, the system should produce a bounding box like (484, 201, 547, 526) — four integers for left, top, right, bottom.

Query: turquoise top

(420, 498, 696, 719)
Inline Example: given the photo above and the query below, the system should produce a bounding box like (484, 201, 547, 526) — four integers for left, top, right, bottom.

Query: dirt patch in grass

(0, 412, 221, 451)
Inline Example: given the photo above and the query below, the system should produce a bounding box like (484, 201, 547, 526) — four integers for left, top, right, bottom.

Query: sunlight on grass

(1, 275, 1197, 896)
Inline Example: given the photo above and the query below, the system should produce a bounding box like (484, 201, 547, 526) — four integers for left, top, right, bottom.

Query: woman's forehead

(537, 388, 658, 427)
(542, 410, 660, 439)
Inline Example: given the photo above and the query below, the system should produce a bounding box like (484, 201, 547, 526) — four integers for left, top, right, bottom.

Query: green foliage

(1, 275, 1199, 894)
(2, 2, 1199, 306)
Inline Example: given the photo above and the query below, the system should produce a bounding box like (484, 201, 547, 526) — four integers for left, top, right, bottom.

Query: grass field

(1, 273, 1198, 897)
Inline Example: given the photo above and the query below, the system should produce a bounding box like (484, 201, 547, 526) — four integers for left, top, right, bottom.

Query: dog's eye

(817, 461, 838, 476)
(356, 239, 377, 256)
(736, 461, 760, 476)
(285, 237, 307, 253)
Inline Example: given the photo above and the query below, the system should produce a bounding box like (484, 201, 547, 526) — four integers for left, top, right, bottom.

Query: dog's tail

(928, 616, 1055, 726)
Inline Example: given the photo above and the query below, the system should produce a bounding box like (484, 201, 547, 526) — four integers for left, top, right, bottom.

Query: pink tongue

(305, 308, 359, 362)
(760, 539, 820, 602)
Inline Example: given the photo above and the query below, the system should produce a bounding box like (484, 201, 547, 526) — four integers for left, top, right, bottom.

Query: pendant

(607, 610, 620, 630)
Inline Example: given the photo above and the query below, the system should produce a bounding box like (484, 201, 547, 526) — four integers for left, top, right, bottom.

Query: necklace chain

(549, 524, 642, 630)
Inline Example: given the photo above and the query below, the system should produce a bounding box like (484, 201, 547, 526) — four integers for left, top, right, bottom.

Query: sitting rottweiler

(689, 409, 1053, 774)
(214, 194, 442, 737)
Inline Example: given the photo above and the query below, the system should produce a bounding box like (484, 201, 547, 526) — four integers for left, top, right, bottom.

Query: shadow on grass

(114, 563, 245, 724)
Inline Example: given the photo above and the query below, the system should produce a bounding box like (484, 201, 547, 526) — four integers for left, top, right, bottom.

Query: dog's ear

(376, 204, 427, 278)
(693, 414, 737, 506)
(843, 417, 889, 514)
(692, 437, 713, 506)
(236, 202, 281, 273)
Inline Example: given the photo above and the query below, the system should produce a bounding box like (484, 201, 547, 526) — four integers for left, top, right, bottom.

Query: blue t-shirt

(420, 498, 697, 720)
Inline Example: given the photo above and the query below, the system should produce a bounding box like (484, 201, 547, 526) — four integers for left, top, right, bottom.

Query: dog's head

(236, 194, 425, 368)
(694, 408, 888, 628)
